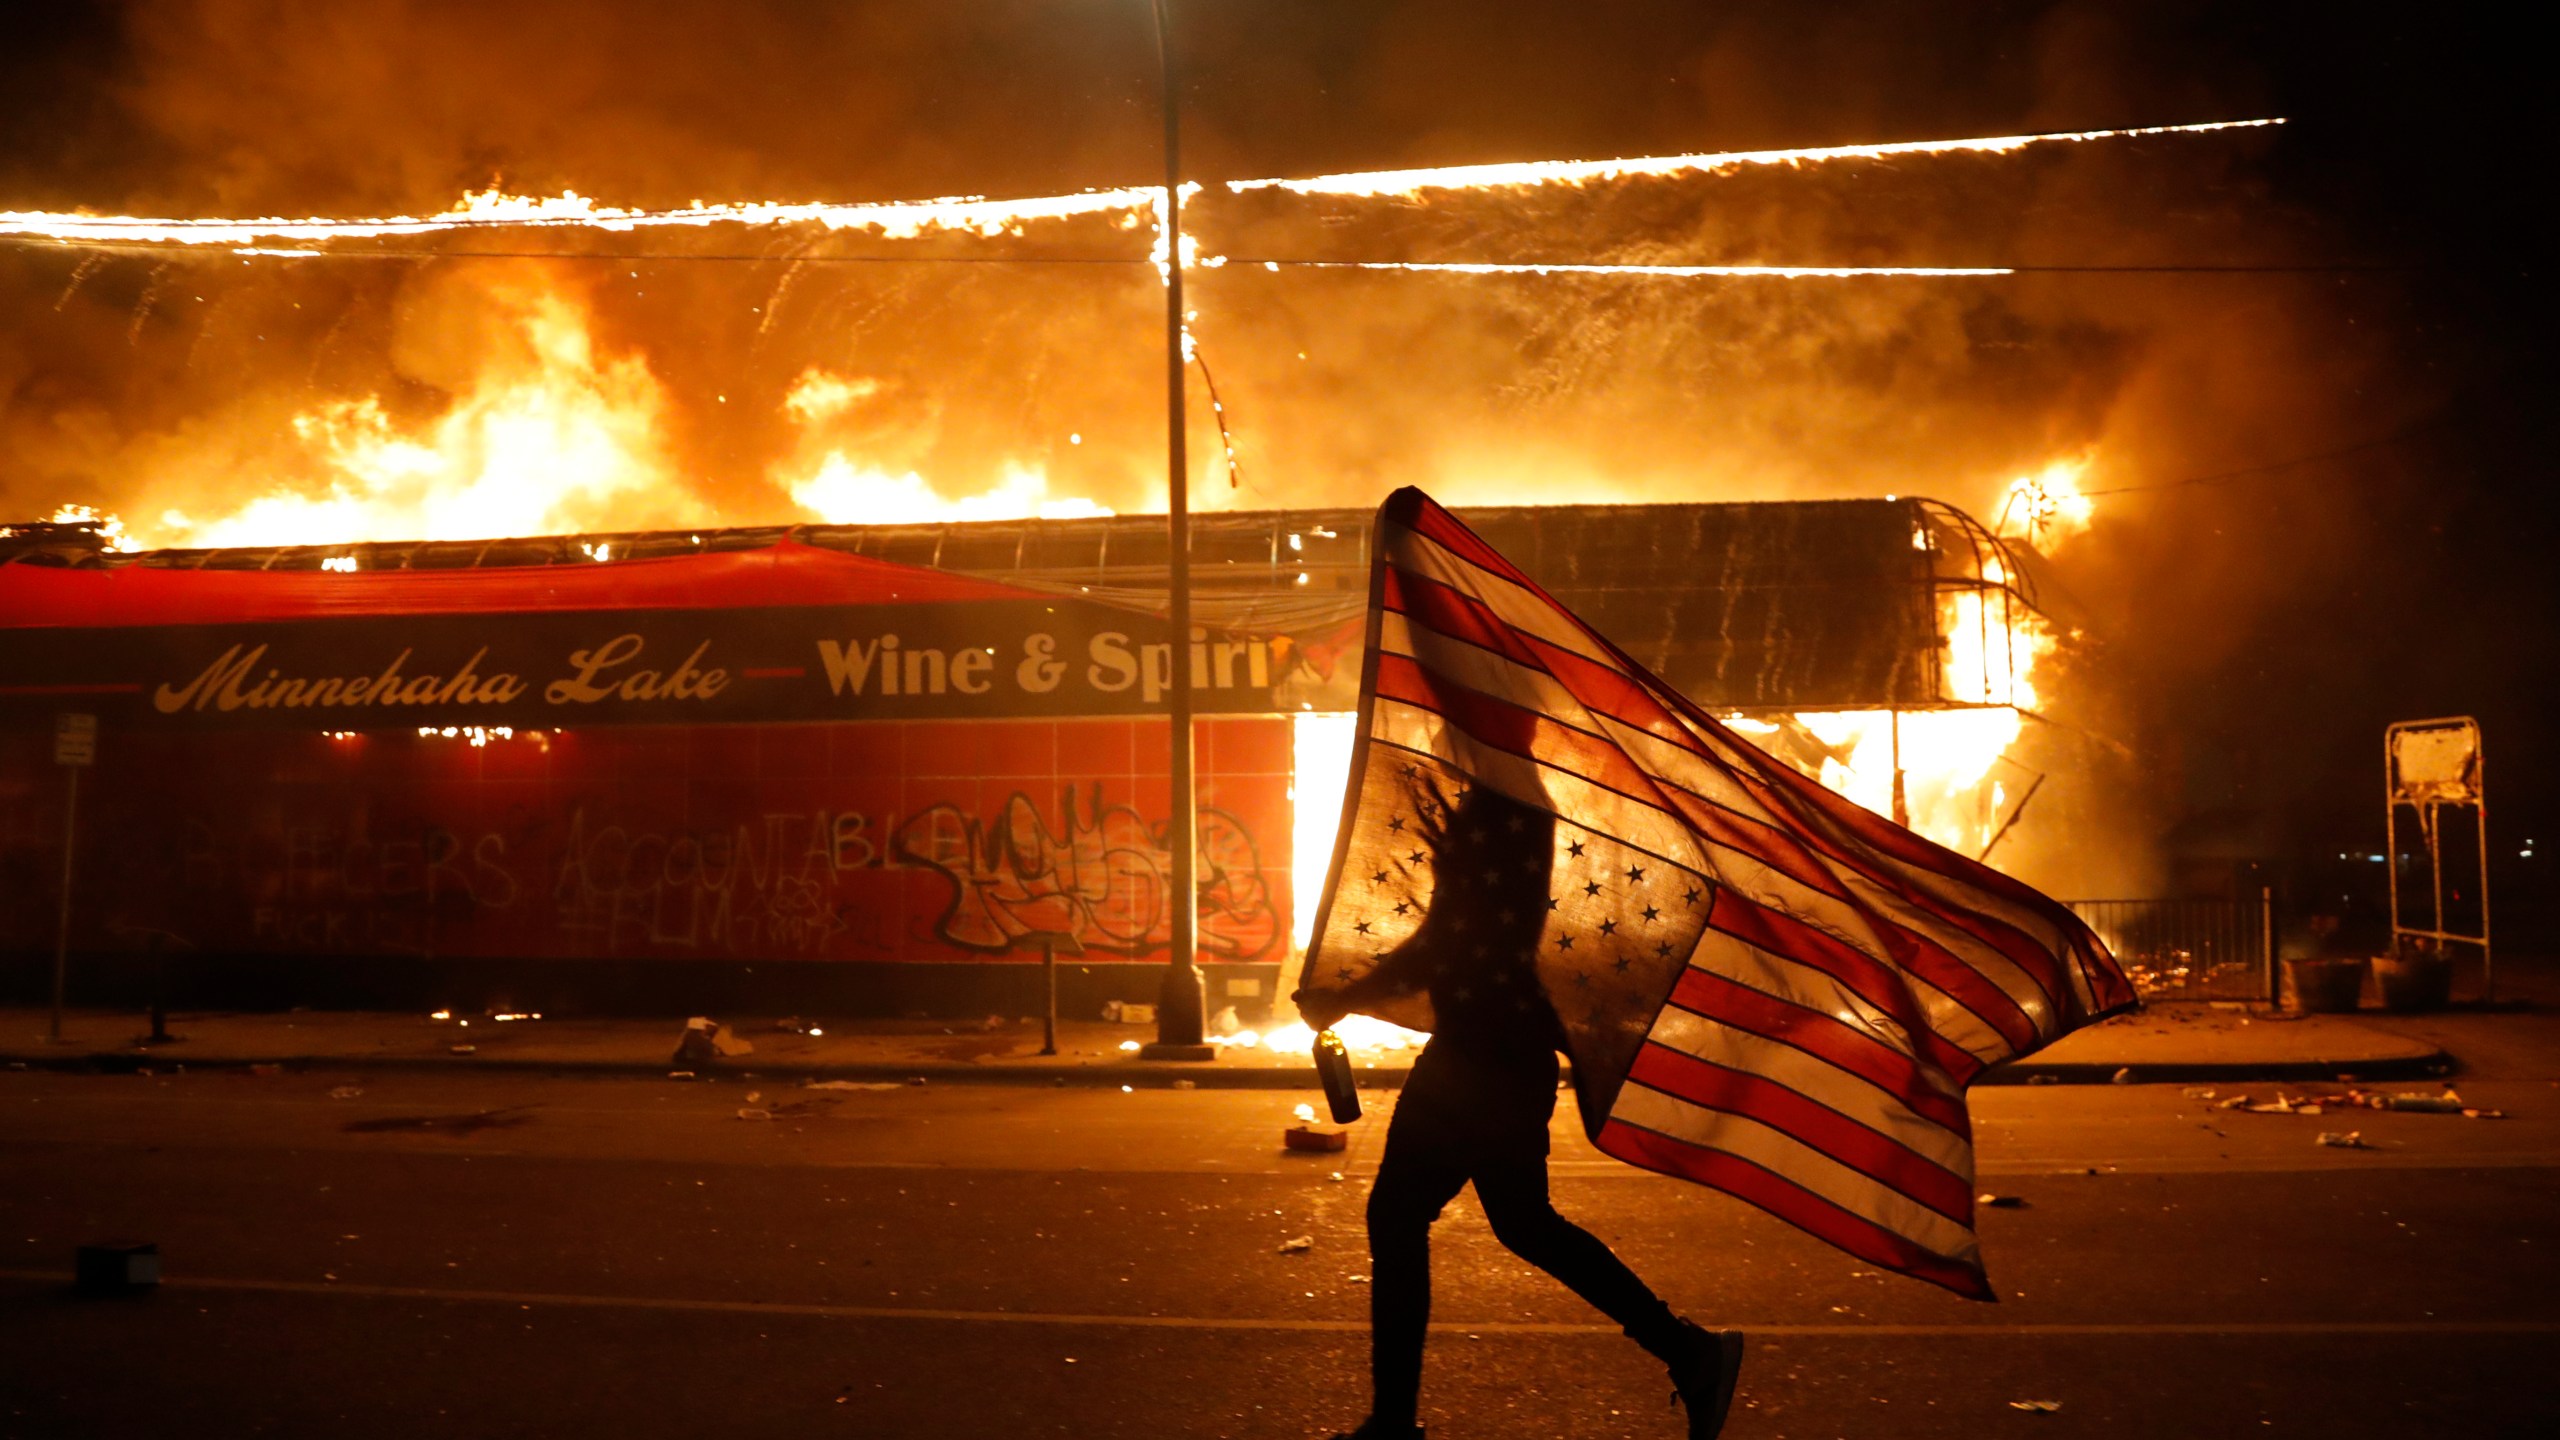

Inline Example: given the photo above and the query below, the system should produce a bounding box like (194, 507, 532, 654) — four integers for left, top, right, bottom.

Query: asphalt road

(4, 1065, 2557, 1439)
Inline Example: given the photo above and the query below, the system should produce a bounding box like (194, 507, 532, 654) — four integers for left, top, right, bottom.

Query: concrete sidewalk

(0, 1000, 2454, 1087)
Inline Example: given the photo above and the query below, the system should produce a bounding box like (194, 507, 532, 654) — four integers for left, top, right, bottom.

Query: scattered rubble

(2315, 1130, 2367, 1148)
(736, 1108, 773, 1121)
(1285, 1125, 1349, 1153)
(1277, 1235, 1314, 1254)
(672, 1017, 752, 1067)
(2008, 1399, 2062, 1413)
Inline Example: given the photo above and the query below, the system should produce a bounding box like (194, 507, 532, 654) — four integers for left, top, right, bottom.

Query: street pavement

(0, 999, 2455, 1086)
(5, 1048, 2558, 1438)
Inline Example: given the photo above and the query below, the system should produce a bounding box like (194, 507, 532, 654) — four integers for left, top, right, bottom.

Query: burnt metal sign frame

(2385, 715, 2492, 1000)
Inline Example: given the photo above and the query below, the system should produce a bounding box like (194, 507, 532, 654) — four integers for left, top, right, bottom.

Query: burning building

(0, 494, 2069, 1022)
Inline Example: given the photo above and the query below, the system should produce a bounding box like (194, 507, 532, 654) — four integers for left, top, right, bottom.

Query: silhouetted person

(1297, 782, 1743, 1439)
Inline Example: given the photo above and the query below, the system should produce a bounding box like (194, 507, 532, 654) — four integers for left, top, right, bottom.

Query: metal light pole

(1139, 0, 1213, 1060)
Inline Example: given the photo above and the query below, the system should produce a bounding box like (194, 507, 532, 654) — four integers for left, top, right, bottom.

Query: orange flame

(775, 366, 1111, 526)
(137, 272, 699, 550)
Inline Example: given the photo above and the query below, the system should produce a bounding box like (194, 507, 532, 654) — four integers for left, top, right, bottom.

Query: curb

(2, 1045, 2454, 1088)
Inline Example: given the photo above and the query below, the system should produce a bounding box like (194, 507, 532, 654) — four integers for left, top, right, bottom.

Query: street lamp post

(1139, 0, 1214, 1061)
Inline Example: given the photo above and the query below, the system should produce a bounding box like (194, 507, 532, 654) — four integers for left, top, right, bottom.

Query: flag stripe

(1706, 891, 1994, 1082)
(1666, 729, 2077, 1019)
(1603, 1084, 1983, 1266)
(1625, 1042, 1974, 1220)
(1379, 524, 1625, 675)
(1667, 963, 1975, 1129)
(1388, 494, 1544, 592)
(1595, 1118, 1993, 1299)
(1645, 1006, 1972, 1167)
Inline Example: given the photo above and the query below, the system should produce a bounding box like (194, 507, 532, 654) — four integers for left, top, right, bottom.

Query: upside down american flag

(1298, 487, 2137, 1299)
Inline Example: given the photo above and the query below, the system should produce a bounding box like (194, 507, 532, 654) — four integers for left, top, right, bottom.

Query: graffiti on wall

(552, 807, 894, 958)
(0, 722, 1292, 967)
(894, 786, 1281, 960)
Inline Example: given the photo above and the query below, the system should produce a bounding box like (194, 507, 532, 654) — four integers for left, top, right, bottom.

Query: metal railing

(2066, 893, 2274, 1002)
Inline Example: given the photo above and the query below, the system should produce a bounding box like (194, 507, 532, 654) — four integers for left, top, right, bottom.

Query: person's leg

(1363, 1138, 1470, 1431)
(1472, 1155, 1685, 1358)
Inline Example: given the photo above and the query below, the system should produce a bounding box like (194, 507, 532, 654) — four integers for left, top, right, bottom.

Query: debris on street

(1977, 1193, 2028, 1208)
(2008, 1399, 2062, 1413)
(804, 1080, 900, 1092)
(327, 1085, 362, 1099)
(1285, 1125, 1349, 1153)
(672, 1016, 752, 1066)
(736, 1107, 773, 1121)
(1277, 1235, 1314, 1253)
(75, 1241, 160, 1293)
(2316, 1130, 2367, 1148)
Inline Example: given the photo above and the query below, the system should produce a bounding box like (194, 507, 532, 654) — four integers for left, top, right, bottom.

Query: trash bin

(2284, 957, 2368, 1014)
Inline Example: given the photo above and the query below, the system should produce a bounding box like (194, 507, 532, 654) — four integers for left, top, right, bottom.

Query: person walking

(1296, 783, 1745, 1440)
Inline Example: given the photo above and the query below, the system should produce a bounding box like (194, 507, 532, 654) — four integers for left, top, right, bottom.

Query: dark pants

(1365, 1043, 1683, 1426)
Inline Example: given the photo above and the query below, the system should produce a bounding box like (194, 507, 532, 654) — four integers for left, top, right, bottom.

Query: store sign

(0, 598, 1313, 729)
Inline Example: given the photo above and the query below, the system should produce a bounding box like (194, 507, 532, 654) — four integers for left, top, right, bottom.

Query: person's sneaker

(1664, 1320, 1746, 1439)
(1329, 1420, 1423, 1440)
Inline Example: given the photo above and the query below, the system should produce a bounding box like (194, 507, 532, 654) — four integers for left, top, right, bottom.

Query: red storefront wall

(0, 716, 1293, 1013)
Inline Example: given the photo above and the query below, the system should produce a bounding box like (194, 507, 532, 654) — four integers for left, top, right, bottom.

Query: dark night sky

(2, 2, 2550, 928)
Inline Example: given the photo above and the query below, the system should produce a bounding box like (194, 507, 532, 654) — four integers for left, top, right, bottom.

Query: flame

(136, 271, 699, 549)
(2, 120, 2281, 253)
(0, 183, 1160, 249)
(1262, 1017, 1430, 1056)
(1290, 712, 1361, 951)
(1771, 542, 2060, 856)
(781, 370, 880, 424)
(1996, 456, 2095, 551)
(1223, 118, 2282, 199)
(1241, 261, 2011, 279)
(44, 503, 138, 551)
(776, 366, 1110, 526)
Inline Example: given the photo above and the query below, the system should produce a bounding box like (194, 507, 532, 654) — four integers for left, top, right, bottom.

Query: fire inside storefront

(0, 496, 2066, 1023)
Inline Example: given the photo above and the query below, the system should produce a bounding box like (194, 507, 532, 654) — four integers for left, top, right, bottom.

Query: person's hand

(1292, 987, 1348, 1033)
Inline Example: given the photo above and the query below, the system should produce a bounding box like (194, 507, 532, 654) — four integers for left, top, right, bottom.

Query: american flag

(1301, 488, 2136, 1299)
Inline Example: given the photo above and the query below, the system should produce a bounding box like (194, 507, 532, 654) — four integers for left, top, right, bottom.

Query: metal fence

(2066, 895, 2274, 1003)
